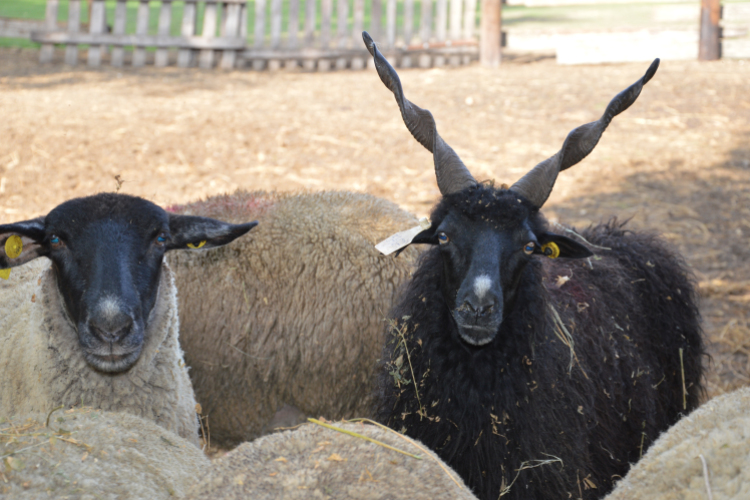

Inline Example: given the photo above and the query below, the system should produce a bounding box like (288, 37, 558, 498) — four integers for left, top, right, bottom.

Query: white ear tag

(375, 217, 431, 256)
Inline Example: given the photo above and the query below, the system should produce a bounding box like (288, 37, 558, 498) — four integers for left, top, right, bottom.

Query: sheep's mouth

(456, 324, 498, 346)
(452, 310, 500, 346)
(85, 348, 142, 374)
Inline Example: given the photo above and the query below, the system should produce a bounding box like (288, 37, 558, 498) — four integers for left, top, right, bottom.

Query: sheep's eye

(155, 232, 168, 247)
(49, 235, 63, 249)
(437, 232, 450, 245)
(523, 242, 535, 255)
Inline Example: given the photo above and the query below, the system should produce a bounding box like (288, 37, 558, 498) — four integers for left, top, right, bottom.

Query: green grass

(0, 37, 39, 48)
(0, 0, 49, 20)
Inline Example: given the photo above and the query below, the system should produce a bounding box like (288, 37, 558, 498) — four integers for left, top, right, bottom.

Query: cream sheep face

(0, 193, 257, 373)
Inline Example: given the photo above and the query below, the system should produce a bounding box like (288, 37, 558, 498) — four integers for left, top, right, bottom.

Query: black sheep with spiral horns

(363, 33, 705, 500)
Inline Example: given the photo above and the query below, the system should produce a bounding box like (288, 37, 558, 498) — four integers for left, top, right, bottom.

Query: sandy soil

(1, 47, 749, 399)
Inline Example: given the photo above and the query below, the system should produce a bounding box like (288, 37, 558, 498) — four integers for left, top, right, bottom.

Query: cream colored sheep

(0, 407, 209, 499)
(185, 421, 477, 500)
(0, 258, 200, 446)
(0, 192, 256, 447)
(167, 190, 422, 446)
(605, 386, 750, 500)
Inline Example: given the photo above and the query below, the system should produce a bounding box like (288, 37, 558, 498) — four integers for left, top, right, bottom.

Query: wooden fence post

(155, 1, 173, 67)
(65, 0, 81, 65)
(39, 0, 59, 63)
(199, 2, 218, 68)
(221, 2, 242, 68)
(177, 1, 198, 67)
(111, 0, 128, 67)
(699, 0, 721, 60)
(87, 0, 106, 67)
(480, 0, 501, 66)
(351, 0, 365, 69)
(133, 0, 150, 67)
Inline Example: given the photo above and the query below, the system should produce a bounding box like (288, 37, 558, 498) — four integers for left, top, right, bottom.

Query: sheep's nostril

(476, 304, 494, 317)
(89, 316, 133, 343)
(460, 301, 494, 318)
(460, 301, 477, 313)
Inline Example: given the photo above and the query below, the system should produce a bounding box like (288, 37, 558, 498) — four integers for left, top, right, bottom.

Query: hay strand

(498, 454, 564, 498)
(699, 454, 713, 500)
(307, 418, 422, 460)
(680, 347, 687, 410)
(548, 303, 588, 379)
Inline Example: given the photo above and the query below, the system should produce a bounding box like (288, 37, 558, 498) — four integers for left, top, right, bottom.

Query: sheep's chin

(84, 349, 142, 374)
(457, 325, 497, 346)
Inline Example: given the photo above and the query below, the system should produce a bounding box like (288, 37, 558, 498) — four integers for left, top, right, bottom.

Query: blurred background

(0, 0, 749, 399)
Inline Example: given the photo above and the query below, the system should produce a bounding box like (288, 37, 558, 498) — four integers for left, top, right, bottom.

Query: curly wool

(604, 387, 750, 500)
(377, 191, 705, 500)
(185, 421, 477, 500)
(167, 190, 421, 446)
(0, 408, 208, 499)
(0, 258, 200, 446)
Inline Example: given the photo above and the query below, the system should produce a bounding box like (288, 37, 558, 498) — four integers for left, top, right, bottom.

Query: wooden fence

(242, 0, 480, 69)
(32, 0, 247, 68)
(30, 0, 480, 69)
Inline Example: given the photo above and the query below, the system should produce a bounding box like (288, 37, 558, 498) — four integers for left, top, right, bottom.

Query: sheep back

(167, 190, 421, 445)
(0, 407, 209, 499)
(185, 421, 477, 500)
(0, 259, 200, 446)
(605, 386, 750, 500)
(378, 220, 704, 499)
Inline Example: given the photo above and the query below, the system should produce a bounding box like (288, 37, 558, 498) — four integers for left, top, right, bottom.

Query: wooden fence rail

(31, 0, 480, 69)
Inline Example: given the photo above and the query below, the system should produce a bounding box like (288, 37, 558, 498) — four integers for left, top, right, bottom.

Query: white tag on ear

(375, 217, 431, 256)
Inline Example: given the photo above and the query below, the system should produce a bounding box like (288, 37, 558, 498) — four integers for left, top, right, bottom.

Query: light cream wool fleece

(605, 386, 750, 500)
(0, 258, 200, 446)
(168, 191, 422, 446)
(0, 408, 209, 499)
(185, 421, 478, 500)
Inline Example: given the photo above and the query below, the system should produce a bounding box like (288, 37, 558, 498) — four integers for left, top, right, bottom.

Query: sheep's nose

(89, 314, 134, 343)
(462, 299, 495, 318)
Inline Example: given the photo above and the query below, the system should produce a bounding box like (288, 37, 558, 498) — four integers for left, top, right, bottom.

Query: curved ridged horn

(362, 31, 476, 195)
(512, 58, 660, 208)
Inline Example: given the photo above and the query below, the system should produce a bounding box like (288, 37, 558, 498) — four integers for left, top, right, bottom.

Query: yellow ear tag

(187, 240, 207, 249)
(0, 268, 10, 280)
(542, 242, 560, 259)
(5, 235, 23, 259)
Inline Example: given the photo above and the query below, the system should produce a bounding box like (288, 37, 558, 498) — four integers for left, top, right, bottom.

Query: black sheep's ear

(536, 233, 593, 259)
(166, 214, 258, 251)
(410, 226, 437, 245)
(392, 227, 437, 257)
(0, 217, 48, 272)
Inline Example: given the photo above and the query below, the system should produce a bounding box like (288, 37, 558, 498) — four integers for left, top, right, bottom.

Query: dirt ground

(1, 48, 749, 400)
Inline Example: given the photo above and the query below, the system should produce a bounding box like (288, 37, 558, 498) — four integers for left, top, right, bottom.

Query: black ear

(537, 233, 593, 259)
(0, 217, 48, 270)
(411, 226, 437, 245)
(393, 226, 437, 257)
(166, 214, 258, 251)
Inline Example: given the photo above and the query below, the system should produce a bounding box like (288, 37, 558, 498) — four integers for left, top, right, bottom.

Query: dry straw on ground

(1, 49, 749, 398)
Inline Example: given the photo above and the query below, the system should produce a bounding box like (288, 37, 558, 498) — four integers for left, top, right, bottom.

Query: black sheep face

(0, 193, 257, 374)
(362, 33, 657, 342)
(412, 185, 591, 346)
